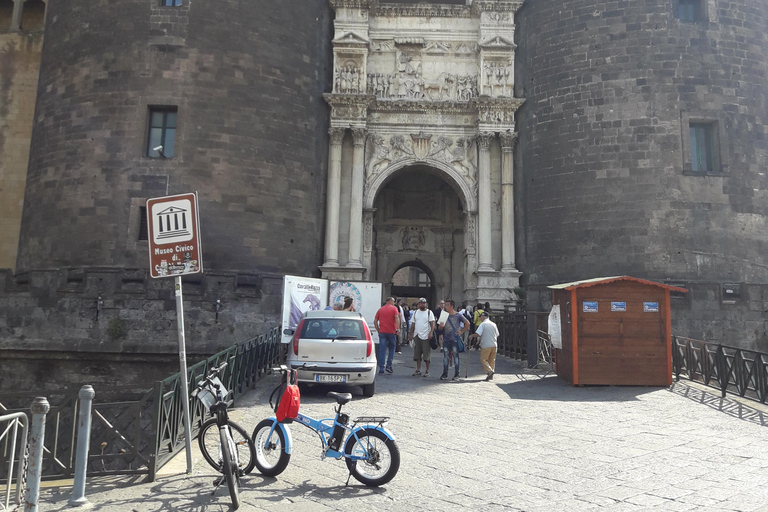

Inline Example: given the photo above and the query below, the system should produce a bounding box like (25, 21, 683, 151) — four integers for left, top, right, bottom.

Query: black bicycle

(193, 362, 256, 509)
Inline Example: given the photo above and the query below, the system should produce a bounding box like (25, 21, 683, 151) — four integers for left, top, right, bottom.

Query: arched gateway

(319, 0, 524, 309)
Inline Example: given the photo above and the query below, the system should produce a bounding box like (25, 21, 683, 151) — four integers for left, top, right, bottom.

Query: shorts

(412, 335, 431, 362)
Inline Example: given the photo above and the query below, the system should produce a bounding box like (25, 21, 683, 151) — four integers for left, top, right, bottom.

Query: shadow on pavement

(669, 380, 768, 427)
(497, 371, 659, 402)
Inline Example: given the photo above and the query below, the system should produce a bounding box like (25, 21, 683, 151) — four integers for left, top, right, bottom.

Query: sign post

(146, 192, 203, 474)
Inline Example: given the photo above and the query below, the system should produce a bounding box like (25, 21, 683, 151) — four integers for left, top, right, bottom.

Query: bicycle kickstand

(345, 472, 352, 487)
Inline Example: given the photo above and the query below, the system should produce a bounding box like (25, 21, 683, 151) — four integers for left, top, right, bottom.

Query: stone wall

(0, 29, 43, 270)
(17, 0, 333, 276)
(516, 0, 768, 349)
(0, 268, 283, 390)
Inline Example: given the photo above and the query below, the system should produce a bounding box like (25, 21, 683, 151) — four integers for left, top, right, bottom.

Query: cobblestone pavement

(38, 346, 768, 511)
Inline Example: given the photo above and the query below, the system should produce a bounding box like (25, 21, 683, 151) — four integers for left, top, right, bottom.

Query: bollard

(25, 397, 50, 512)
(69, 386, 95, 507)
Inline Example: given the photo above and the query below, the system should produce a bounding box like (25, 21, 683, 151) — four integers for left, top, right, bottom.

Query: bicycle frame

(261, 411, 395, 461)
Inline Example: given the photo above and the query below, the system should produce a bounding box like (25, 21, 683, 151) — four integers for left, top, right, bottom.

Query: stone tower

(516, 0, 768, 347)
(2, 0, 333, 387)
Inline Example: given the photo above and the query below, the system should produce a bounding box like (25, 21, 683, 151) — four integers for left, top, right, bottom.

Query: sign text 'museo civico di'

(146, 192, 203, 278)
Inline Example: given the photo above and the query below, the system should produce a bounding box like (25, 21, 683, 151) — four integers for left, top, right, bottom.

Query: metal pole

(69, 386, 95, 506)
(175, 276, 193, 474)
(25, 397, 50, 512)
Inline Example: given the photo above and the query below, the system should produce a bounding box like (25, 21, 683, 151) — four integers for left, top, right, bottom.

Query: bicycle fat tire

(198, 419, 257, 474)
(344, 428, 400, 487)
(220, 428, 240, 510)
(251, 418, 291, 477)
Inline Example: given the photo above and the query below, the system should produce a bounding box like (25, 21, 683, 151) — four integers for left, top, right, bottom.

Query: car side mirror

(283, 328, 295, 335)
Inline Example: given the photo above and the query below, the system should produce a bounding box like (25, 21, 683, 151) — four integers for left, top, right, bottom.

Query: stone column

(323, 127, 345, 266)
(500, 131, 518, 271)
(347, 128, 367, 267)
(476, 132, 494, 272)
(11, 0, 22, 31)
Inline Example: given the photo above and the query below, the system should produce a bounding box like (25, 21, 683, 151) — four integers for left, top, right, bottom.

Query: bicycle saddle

(327, 391, 352, 405)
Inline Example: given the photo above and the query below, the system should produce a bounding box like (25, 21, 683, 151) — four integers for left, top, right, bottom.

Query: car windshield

(301, 319, 364, 340)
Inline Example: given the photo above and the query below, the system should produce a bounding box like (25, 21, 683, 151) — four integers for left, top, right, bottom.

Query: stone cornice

(373, 3, 472, 18)
(471, 0, 524, 14)
(370, 99, 476, 116)
(329, 0, 374, 10)
(470, 96, 525, 112)
(324, 93, 376, 107)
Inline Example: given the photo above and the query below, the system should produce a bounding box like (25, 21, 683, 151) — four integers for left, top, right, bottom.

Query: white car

(284, 310, 377, 397)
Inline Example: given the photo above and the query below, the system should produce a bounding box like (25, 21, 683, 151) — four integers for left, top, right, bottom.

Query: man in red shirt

(374, 296, 400, 375)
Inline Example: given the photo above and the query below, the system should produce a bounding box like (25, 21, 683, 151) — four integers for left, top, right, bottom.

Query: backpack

(270, 369, 300, 423)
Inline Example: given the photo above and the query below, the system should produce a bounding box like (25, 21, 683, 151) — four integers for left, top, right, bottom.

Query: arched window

(20, 0, 45, 32)
(0, 0, 14, 31)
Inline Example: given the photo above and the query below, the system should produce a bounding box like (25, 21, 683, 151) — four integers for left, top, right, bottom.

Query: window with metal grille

(147, 107, 177, 158)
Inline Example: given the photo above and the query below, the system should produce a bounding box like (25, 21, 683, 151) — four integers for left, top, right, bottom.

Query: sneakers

(440, 373, 448, 380)
(395, 351, 402, 355)
(452, 374, 460, 381)
(485, 371, 494, 381)
(423, 371, 430, 378)
(386, 367, 393, 374)
(412, 370, 421, 376)
(379, 369, 385, 375)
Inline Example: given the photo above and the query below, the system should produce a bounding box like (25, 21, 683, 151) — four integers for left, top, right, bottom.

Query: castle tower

(3, 0, 333, 387)
(516, 0, 768, 347)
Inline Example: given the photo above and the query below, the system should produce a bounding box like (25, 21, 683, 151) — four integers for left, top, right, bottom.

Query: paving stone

(36, 349, 768, 511)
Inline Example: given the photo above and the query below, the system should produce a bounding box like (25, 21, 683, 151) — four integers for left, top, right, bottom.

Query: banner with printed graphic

(281, 276, 328, 344)
(330, 281, 383, 344)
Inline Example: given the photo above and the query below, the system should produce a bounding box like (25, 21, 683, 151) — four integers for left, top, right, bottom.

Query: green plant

(512, 287, 526, 302)
(107, 318, 127, 341)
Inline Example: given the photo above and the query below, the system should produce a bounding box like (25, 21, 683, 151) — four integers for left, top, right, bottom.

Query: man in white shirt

(408, 298, 436, 377)
(469, 311, 499, 381)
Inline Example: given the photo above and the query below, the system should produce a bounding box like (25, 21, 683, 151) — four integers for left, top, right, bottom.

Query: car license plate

(316, 374, 346, 383)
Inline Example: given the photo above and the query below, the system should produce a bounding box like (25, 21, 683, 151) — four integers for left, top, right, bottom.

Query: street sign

(146, 192, 203, 278)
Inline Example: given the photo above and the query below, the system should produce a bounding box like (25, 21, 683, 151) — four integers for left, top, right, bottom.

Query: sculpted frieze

(365, 132, 477, 182)
(335, 64, 366, 94)
(367, 72, 478, 102)
(372, 4, 472, 18)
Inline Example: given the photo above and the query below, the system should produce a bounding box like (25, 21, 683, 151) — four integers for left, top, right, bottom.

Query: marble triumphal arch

(319, 0, 524, 308)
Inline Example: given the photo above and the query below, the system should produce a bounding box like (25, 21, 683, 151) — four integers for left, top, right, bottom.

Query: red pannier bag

(273, 369, 300, 423)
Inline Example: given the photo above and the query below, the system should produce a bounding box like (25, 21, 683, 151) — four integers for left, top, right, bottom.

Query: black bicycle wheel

(220, 428, 240, 509)
(344, 428, 400, 487)
(251, 418, 291, 477)
(198, 419, 257, 475)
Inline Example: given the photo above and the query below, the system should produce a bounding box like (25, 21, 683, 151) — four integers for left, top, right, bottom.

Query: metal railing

(1, 412, 28, 510)
(0, 326, 282, 484)
(491, 312, 528, 360)
(672, 336, 768, 404)
(152, 326, 281, 476)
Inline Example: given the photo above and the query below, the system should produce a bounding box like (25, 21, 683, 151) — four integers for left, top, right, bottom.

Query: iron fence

(491, 312, 528, 360)
(672, 336, 768, 404)
(0, 325, 281, 484)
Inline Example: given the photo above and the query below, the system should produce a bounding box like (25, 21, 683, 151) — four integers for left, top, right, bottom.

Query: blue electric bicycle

(251, 365, 400, 486)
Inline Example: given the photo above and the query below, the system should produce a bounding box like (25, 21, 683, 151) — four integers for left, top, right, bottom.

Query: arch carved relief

(363, 156, 477, 212)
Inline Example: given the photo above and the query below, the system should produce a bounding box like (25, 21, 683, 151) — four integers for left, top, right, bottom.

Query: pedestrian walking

(395, 298, 407, 354)
(438, 299, 468, 381)
(469, 311, 499, 381)
(374, 297, 400, 375)
(433, 299, 445, 350)
(408, 298, 435, 377)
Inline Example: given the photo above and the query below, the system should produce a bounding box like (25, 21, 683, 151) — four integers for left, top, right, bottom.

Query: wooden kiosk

(549, 277, 687, 386)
